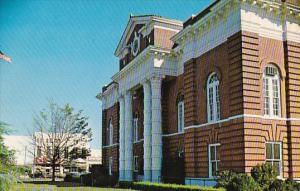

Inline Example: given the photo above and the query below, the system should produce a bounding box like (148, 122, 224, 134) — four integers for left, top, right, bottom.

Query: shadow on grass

(23, 180, 83, 187)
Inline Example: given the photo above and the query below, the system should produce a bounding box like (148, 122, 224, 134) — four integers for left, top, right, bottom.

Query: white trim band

(184, 114, 300, 130)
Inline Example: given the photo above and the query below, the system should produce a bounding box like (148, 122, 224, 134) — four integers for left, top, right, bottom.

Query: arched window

(178, 101, 184, 133)
(133, 113, 139, 142)
(108, 119, 113, 145)
(207, 73, 220, 122)
(263, 65, 281, 117)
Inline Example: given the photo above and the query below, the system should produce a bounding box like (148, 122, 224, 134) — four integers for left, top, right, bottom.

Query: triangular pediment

(114, 15, 152, 57)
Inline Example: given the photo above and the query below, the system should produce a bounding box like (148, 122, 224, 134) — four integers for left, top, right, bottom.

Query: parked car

(64, 172, 90, 183)
(29, 169, 44, 178)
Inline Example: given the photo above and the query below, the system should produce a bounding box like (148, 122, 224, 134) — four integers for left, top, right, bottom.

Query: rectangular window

(133, 118, 138, 142)
(266, 142, 282, 177)
(134, 156, 139, 172)
(109, 157, 113, 176)
(209, 144, 220, 177)
(178, 102, 184, 133)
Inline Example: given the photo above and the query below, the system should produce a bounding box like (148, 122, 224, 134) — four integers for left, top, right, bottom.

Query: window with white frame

(109, 157, 113, 176)
(263, 65, 281, 117)
(207, 73, 220, 122)
(209, 143, 221, 177)
(178, 101, 184, 133)
(133, 118, 139, 142)
(109, 119, 113, 145)
(266, 142, 282, 177)
(134, 156, 139, 172)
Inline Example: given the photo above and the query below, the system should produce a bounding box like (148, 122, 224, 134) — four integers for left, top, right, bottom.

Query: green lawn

(15, 183, 136, 191)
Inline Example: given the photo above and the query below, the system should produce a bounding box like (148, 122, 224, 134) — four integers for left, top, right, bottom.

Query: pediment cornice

(114, 15, 182, 58)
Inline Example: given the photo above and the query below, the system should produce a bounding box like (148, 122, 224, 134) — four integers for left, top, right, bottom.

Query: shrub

(269, 179, 286, 191)
(216, 170, 237, 189)
(284, 179, 300, 191)
(217, 163, 300, 191)
(119, 181, 133, 189)
(251, 163, 277, 191)
(119, 181, 224, 191)
(225, 174, 262, 191)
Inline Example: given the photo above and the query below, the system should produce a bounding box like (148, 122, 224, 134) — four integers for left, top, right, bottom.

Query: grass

(15, 182, 136, 191)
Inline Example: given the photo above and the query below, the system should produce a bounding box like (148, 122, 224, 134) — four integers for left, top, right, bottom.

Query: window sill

(133, 139, 144, 144)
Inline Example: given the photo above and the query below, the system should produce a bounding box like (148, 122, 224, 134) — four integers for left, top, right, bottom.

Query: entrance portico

(99, 15, 183, 182)
(117, 74, 163, 182)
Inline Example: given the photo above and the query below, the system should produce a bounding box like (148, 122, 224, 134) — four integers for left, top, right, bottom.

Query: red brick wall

(102, 103, 119, 175)
(184, 119, 245, 178)
(162, 75, 184, 134)
(132, 87, 144, 176)
(284, 41, 300, 178)
(243, 118, 289, 176)
(154, 28, 177, 49)
(182, 31, 246, 178)
(241, 32, 300, 178)
(102, 146, 119, 175)
(184, 59, 198, 126)
(184, 35, 237, 125)
(102, 103, 119, 146)
(133, 87, 144, 140)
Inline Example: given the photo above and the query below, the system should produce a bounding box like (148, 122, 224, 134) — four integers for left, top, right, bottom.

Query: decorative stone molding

(171, 0, 242, 66)
(96, 82, 119, 110)
(240, 0, 300, 43)
(115, 16, 182, 58)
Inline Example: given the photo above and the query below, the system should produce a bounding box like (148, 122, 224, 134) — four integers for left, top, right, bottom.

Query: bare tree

(32, 102, 92, 181)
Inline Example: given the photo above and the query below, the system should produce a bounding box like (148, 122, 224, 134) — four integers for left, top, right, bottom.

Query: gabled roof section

(114, 14, 182, 57)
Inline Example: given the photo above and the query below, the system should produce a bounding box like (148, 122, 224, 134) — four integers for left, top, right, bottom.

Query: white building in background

(87, 149, 102, 166)
(3, 135, 33, 166)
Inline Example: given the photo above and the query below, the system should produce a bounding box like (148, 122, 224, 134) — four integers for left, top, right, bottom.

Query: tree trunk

(52, 163, 55, 182)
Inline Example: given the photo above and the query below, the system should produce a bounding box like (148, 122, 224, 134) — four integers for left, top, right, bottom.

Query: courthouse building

(97, 0, 300, 185)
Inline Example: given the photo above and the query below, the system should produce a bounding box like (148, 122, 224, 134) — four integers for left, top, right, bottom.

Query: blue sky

(0, 0, 211, 149)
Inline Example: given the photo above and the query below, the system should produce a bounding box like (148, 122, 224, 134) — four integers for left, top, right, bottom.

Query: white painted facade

(3, 135, 33, 166)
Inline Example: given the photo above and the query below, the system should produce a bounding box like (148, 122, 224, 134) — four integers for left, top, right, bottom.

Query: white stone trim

(240, 1, 300, 43)
(98, 83, 119, 110)
(102, 143, 119, 149)
(115, 16, 182, 58)
(153, 25, 181, 33)
(162, 132, 184, 137)
(134, 139, 144, 144)
(112, 46, 177, 95)
(173, 0, 241, 67)
(184, 114, 300, 130)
